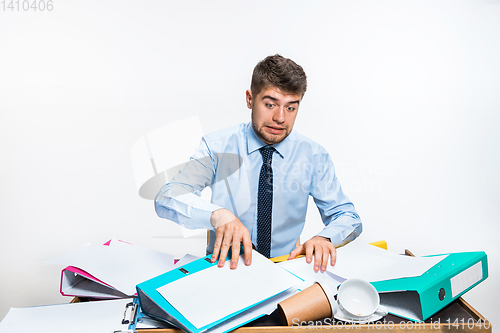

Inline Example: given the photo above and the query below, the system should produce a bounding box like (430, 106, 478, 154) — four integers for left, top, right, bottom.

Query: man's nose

(272, 107, 285, 124)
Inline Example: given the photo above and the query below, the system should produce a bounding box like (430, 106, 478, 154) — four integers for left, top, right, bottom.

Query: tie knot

(259, 147, 275, 163)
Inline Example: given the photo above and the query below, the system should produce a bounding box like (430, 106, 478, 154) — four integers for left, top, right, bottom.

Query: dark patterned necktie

(257, 147, 275, 258)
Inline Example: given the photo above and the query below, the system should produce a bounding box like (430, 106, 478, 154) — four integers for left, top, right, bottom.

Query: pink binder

(59, 240, 133, 299)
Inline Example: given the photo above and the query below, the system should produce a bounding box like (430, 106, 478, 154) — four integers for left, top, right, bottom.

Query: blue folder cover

(136, 250, 300, 333)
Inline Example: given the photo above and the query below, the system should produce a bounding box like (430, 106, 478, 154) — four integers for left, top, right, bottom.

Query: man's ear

(245, 90, 253, 109)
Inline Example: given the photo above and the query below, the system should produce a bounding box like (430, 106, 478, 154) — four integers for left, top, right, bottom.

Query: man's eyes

(264, 103, 296, 111)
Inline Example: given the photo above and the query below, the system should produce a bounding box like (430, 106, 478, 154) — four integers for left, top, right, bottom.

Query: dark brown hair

(251, 54, 307, 97)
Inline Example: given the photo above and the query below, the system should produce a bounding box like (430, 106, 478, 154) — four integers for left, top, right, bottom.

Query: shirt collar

(246, 122, 294, 159)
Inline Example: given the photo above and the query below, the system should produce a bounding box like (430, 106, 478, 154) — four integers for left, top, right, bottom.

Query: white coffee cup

(335, 278, 388, 321)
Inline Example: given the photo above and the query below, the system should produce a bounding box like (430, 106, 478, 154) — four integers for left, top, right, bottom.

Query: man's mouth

(266, 126, 285, 134)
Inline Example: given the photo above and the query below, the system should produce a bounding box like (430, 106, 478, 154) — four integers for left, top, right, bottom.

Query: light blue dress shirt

(155, 122, 362, 257)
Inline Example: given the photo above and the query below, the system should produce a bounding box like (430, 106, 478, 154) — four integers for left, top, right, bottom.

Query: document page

(328, 243, 447, 282)
(278, 257, 345, 291)
(156, 250, 302, 329)
(174, 253, 200, 267)
(0, 299, 131, 333)
(204, 286, 299, 333)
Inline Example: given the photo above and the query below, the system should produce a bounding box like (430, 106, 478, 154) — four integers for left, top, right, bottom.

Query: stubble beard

(251, 112, 289, 145)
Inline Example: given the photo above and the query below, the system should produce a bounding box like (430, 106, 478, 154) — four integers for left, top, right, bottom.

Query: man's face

(246, 86, 301, 145)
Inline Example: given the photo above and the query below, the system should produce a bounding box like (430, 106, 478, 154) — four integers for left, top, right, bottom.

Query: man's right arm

(155, 138, 221, 230)
(154, 138, 252, 268)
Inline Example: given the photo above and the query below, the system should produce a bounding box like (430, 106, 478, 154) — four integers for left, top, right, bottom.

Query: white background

(1, 0, 499, 327)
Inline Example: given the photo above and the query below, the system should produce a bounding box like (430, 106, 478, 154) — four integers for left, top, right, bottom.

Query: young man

(155, 54, 362, 272)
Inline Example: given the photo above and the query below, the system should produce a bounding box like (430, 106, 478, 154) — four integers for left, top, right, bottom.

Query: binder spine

(420, 252, 488, 320)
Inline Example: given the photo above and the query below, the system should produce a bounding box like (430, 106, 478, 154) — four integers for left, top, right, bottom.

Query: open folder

(136, 249, 302, 333)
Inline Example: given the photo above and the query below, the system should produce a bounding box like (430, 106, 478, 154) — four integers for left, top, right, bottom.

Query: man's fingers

(242, 235, 253, 266)
(321, 245, 330, 271)
(288, 245, 303, 260)
(305, 243, 314, 265)
(211, 216, 252, 269)
(218, 240, 231, 267)
(313, 245, 322, 272)
(211, 228, 225, 263)
(217, 227, 233, 267)
(330, 246, 337, 266)
(230, 240, 240, 269)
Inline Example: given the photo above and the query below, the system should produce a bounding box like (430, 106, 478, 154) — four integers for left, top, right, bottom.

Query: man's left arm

(288, 152, 362, 271)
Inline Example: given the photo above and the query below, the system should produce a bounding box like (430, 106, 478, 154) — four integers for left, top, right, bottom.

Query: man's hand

(288, 236, 336, 272)
(210, 208, 252, 269)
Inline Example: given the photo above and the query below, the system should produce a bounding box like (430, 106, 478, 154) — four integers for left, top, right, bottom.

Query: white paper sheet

(156, 250, 302, 329)
(0, 299, 131, 333)
(45, 241, 175, 295)
(328, 243, 448, 282)
(278, 257, 346, 291)
(205, 286, 299, 333)
(174, 254, 200, 267)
